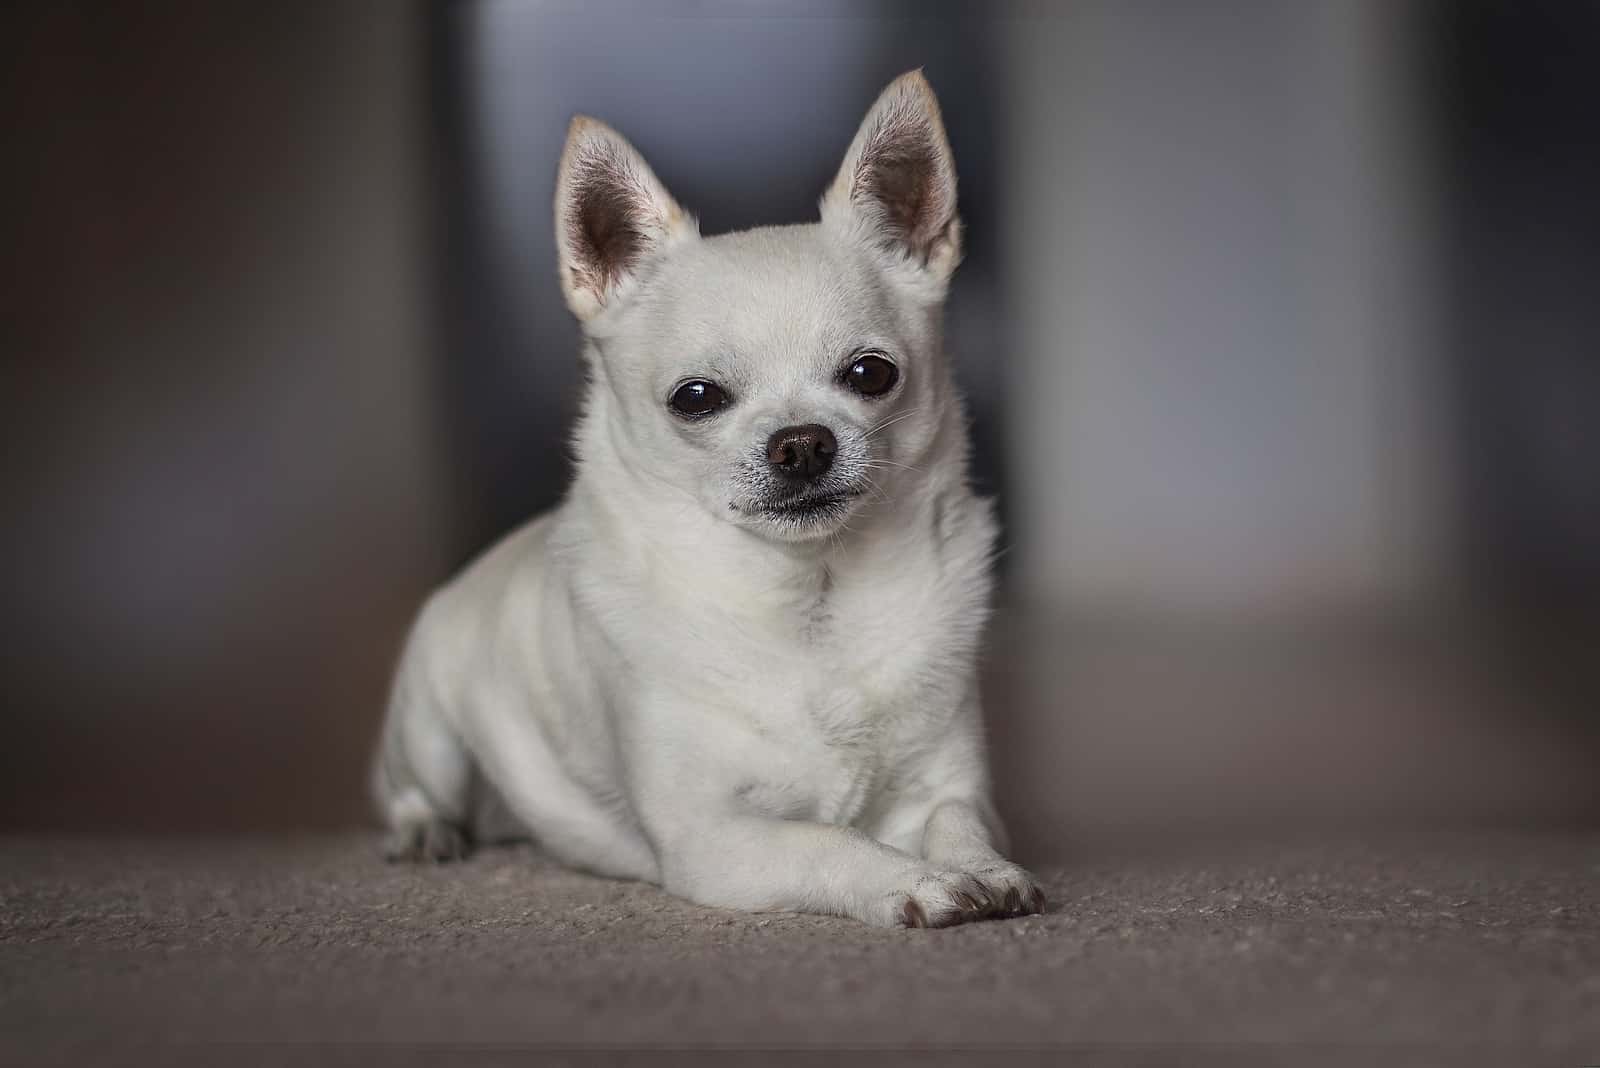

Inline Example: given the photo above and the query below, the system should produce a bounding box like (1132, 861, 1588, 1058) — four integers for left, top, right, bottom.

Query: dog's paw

(879, 869, 1001, 929)
(383, 818, 471, 863)
(961, 861, 1048, 917)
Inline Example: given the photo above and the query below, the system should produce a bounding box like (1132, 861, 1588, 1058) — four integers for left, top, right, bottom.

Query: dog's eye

(843, 352, 899, 397)
(668, 380, 729, 418)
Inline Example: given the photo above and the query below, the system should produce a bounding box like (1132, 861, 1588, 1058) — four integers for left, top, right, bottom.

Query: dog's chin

(736, 489, 864, 543)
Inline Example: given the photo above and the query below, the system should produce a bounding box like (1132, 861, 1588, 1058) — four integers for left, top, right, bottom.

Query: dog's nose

(766, 424, 837, 481)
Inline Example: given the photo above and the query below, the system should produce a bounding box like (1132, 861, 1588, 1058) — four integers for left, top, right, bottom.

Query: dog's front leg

(653, 814, 999, 928)
(920, 799, 1047, 916)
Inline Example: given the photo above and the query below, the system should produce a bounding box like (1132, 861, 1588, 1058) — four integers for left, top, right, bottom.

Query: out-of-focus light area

(2, 1, 1596, 849)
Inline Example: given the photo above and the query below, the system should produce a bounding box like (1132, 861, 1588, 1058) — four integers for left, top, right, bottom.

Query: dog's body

(374, 72, 1043, 927)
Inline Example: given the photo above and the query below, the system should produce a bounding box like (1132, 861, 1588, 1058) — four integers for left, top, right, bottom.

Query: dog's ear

(554, 117, 696, 321)
(821, 70, 961, 284)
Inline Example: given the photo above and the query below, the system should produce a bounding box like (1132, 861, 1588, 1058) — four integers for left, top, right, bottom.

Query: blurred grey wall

(987, 0, 1598, 850)
(2, 4, 446, 827)
(1003, 0, 1448, 613)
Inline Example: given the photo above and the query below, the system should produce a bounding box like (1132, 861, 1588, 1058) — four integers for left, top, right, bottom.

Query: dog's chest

(735, 672, 886, 827)
(730, 580, 967, 826)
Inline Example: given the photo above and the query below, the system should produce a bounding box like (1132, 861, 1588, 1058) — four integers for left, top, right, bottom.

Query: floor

(3, 831, 1597, 1065)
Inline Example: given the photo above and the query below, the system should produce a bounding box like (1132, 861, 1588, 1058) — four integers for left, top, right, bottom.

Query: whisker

(863, 407, 924, 440)
(858, 474, 891, 506)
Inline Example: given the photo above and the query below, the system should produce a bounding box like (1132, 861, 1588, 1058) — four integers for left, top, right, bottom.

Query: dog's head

(555, 71, 962, 543)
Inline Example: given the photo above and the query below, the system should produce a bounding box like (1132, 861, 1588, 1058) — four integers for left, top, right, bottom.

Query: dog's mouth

(751, 488, 863, 522)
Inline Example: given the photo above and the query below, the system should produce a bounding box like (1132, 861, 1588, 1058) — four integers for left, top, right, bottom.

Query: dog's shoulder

(405, 513, 559, 683)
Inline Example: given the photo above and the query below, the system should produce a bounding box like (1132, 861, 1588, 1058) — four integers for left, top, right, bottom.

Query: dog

(373, 71, 1044, 928)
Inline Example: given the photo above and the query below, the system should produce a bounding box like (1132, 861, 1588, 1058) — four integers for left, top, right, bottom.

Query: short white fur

(373, 71, 1044, 927)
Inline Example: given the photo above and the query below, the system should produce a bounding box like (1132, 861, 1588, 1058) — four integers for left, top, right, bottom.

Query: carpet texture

(2, 832, 1597, 1065)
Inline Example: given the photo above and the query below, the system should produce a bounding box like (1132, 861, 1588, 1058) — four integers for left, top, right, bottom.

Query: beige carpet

(2, 831, 1597, 1066)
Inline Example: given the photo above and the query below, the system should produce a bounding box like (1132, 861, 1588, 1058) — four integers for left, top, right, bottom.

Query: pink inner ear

(567, 151, 650, 296)
(851, 109, 953, 260)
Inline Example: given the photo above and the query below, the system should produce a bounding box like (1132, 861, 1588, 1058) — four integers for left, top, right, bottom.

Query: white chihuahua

(373, 71, 1044, 927)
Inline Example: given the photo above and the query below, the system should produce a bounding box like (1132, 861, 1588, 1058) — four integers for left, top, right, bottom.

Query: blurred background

(3, 1, 1596, 852)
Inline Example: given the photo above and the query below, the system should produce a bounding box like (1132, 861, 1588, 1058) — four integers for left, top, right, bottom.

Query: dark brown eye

(668, 380, 728, 418)
(844, 352, 898, 397)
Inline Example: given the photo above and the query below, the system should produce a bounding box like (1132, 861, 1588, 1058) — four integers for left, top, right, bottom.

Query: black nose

(766, 424, 837, 481)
